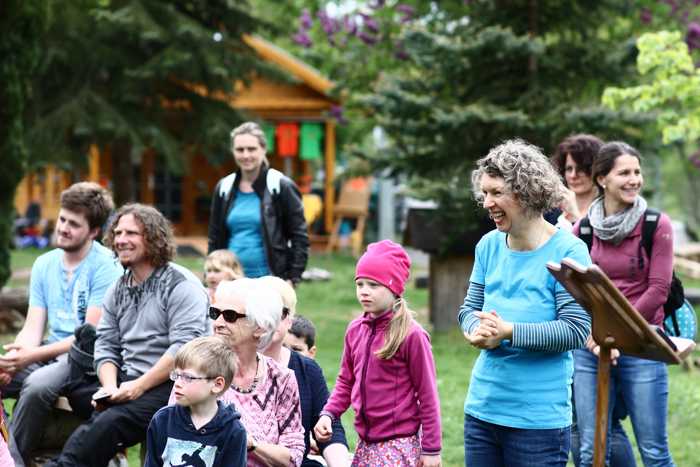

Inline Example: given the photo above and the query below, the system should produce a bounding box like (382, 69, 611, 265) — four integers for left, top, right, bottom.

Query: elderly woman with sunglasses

(188, 277, 305, 467)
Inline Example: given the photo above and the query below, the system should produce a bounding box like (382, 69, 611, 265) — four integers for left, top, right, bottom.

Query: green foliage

(0, 0, 47, 288)
(603, 31, 700, 144)
(361, 1, 652, 251)
(25, 0, 269, 175)
(602, 30, 700, 232)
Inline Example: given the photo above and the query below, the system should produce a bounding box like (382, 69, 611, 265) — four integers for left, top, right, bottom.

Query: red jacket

(323, 310, 442, 454)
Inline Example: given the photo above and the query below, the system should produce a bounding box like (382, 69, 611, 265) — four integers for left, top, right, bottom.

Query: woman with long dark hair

(573, 141, 675, 467)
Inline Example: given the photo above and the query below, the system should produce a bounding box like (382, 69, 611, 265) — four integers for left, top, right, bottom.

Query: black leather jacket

(208, 165, 309, 283)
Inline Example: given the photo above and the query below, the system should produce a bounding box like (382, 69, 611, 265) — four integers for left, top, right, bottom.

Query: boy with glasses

(145, 336, 246, 467)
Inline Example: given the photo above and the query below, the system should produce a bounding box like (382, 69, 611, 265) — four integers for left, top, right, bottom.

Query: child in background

(204, 250, 244, 301)
(145, 336, 246, 467)
(285, 315, 317, 359)
(315, 240, 442, 467)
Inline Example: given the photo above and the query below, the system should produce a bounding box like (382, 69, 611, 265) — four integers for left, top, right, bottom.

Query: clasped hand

(464, 311, 512, 350)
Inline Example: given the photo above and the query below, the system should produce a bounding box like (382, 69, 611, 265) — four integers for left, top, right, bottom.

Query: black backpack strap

(578, 216, 593, 252)
(640, 208, 661, 269)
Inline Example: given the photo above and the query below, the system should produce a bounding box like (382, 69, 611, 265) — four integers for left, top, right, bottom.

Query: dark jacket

(288, 351, 347, 467)
(208, 165, 309, 283)
(145, 401, 247, 467)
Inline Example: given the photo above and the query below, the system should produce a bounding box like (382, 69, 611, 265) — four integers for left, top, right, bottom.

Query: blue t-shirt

(465, 228, 591, 429)
(226, 190, 270, 278)
(29, 241, 122, 343)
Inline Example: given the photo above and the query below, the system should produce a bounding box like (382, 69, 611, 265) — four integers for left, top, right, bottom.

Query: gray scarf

(587, 195, 647, 245)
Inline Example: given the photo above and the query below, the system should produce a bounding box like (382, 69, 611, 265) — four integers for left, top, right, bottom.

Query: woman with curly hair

(458, 140, 592, 467)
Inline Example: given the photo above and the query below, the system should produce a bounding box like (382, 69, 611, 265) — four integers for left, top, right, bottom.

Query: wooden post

(593, 336, 614, 467)
(324, 119, 335, 233)
(141, 150, 155, 206)
(88, 145, 100, 183)
(429, 255, 473, 332)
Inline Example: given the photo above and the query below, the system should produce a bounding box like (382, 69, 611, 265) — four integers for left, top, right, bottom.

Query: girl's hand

(418, 454, 441, 467)
(314, 415, 333, 443)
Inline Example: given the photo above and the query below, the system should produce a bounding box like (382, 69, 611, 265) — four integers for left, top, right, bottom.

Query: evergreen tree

(363, 0, 652, 252)
(0, 0, 48, 287)
(25, 0, 269, 204)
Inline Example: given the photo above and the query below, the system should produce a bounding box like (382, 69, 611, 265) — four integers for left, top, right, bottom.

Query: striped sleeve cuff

(511, 290, 590, 352)
(458, 282, 485, 334)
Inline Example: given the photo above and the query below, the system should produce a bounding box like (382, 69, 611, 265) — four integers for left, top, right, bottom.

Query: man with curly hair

(0, 182, 121, 466)
(46, 204, 208, 467)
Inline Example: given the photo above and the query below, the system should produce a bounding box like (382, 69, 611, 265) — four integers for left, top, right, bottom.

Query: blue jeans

(571, 390, 637, 467)
(573, 349, 675, 467)
(464, 414, 570, 467)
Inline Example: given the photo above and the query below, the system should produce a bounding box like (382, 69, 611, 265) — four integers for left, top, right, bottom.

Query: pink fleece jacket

(322, 310, 442, 455)
(574, 212, 674, 325)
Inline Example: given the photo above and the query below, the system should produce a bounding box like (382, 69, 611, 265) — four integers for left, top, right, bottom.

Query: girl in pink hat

(314, 239, 442, 467)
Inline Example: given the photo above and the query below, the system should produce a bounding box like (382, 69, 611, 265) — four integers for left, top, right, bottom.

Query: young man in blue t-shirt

(0, 182, 121, 465)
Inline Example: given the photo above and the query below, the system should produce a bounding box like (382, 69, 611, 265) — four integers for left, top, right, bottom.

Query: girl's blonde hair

(205, 249, 244, 281)
(376, 297, 415, 360)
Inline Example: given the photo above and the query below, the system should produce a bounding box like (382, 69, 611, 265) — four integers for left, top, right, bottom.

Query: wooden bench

(30, 397, 135, 467)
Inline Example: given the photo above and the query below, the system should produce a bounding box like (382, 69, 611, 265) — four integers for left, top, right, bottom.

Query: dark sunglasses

(209, 306, 246, 323)
(282, 307, 290, 320)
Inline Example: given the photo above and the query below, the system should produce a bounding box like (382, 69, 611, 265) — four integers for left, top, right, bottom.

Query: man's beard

(58, 236, 90, 253)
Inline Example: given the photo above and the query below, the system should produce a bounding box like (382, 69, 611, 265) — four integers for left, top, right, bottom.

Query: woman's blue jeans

(573, 349, 675, 467)
(464, 414, 570, 467)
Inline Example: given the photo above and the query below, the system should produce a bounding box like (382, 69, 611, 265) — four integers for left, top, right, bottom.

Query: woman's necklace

(232, 354, 260, 394)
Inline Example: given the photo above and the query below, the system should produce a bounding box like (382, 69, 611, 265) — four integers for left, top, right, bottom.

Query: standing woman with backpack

(208, 122, 309, 283)
(573, 141, 676, 467)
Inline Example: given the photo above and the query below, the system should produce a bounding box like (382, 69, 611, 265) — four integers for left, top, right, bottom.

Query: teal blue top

(29, 241, 122, 343)
(226, 191, 270, 278)
(458, 228, 591, 429)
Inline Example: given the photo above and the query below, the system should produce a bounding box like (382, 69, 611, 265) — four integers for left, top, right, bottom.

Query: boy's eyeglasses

(209, 307, 246, 323)
(169, 371, 213, 384)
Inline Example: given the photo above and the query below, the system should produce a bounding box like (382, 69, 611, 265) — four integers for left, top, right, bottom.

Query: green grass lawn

(4, 249, 700, 466)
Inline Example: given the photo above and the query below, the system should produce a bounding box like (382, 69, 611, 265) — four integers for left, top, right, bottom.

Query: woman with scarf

(573, 141, 675, 467)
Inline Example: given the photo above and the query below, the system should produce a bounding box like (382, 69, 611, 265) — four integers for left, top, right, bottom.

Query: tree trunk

(111, 138, 135, 206)
(429, 254, 474, 332)
(0, 1, 46, 288)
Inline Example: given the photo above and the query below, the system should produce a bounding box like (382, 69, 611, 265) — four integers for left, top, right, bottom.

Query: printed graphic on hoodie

(162, 439, 217, 467)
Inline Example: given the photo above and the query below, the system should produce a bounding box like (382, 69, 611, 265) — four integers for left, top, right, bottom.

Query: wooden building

(14, 35, 339, 236)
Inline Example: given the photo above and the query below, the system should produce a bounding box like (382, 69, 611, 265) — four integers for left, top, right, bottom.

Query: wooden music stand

(547, 258, 695, 467)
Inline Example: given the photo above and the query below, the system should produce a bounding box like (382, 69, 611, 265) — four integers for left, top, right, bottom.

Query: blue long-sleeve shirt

(458, 228, 592, 429)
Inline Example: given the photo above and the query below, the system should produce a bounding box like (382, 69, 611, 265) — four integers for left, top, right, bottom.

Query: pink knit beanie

(355, 239, 411, 297)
